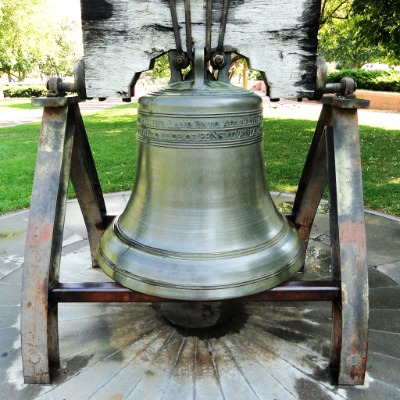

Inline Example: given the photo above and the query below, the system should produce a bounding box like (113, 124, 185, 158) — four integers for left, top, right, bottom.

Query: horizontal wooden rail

(49, 281, 340, 303)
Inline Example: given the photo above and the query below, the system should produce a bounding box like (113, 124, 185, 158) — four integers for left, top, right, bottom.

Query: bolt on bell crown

(97, 49, 305, 300)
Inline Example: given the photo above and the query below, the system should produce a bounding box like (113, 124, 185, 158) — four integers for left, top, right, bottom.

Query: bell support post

(21, 96, 109, 383)
(21, 99, 75, 384)
(325, 97, 369, 385)
(292, 95, 370, 384)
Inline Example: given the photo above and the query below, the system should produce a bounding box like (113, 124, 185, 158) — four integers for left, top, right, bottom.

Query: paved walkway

(1, 93, 400, 130)
(0, 98, 126, 128)
(1, 192, 399, 399)
(261, 97, 400, 130)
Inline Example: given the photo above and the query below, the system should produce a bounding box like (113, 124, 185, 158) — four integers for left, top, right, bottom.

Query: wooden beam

(80, 0, 321, 99)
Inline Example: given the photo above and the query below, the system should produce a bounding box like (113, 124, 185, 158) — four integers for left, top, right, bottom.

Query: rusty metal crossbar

(21, 95, 369, 386)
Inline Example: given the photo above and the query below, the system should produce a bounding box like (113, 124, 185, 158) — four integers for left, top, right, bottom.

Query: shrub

(326, 69, 400, 92)
(1, 83, 47, 98)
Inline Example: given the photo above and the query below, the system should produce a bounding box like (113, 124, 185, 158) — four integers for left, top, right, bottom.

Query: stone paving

(0, 98, 127, 128)
(1, 192, 399, 399)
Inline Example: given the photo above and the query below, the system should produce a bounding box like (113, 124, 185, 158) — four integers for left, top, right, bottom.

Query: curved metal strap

(205, 0, 212, 59)
(217, 0, 230, 53)
(168, 0, 183, 53)
(184, 0, 193, 60)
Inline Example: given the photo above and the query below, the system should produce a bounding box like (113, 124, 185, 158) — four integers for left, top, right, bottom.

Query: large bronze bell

(97, 50, 305, 300)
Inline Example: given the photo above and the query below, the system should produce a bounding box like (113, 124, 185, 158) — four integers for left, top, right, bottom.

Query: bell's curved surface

(97, 52, 305, 300)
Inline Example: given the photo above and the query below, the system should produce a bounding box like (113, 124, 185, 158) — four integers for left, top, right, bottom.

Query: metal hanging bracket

(44, 60, 87, 100)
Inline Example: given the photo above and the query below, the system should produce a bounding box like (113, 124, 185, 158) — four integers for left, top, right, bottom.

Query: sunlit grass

(263, 118, 400, 216)
(0, 103, 398, 216)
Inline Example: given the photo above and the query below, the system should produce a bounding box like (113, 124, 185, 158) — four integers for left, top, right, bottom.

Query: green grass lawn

(0, 103, 399, 216)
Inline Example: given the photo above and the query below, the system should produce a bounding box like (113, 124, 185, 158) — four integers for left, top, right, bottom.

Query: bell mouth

(97, 217, 305, 301)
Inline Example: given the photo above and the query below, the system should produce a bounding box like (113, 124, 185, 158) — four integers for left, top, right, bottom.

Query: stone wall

(355, 90, 400, 112)
(250, 81, 400, 113)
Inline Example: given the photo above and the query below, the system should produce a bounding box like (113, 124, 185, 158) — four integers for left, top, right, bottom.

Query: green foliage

(38, 18, 82, 78)
(0, 0, 42, 80)
(2, 83, 47, 97)
(0, 0, 82, 81)
(320, 0, 352, 26)
(150, 53, 171, 79)
(352, 0, 400, 63)
(327, 69, 400, 92)
(318, 0, 399, 69)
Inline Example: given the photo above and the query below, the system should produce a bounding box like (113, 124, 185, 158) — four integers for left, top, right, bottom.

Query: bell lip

(113, 215, 291, 261)
(97, 245, 305, 301)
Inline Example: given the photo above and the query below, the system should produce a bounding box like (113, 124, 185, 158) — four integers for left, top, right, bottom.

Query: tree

(0, 0, 82, 81)
(39, 18, 82, 78)
(352, 0, 400, 63)
(318, 14, 387, 69)
(320, 0, 352, 27)
(0, 0, 41, 80)
(318, 0, 390, 69)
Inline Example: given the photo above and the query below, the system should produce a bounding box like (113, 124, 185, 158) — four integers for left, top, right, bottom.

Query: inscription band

(137, 111, 263, 147)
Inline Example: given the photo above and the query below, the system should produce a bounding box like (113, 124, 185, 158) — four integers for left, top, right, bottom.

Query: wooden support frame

(21, 95, 369, 385)
(292, 96, 370, 384)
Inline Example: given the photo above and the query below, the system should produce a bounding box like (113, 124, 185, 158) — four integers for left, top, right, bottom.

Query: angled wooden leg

(292, 104, 332, 247)
(326, 100, 369, 385)
(325, 125, 342, 378)
(69, 104, 108, 267)
(21, 100, 77, 384)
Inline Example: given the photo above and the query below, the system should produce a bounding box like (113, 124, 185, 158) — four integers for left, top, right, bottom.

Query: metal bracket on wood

(21, 95, 369, 386)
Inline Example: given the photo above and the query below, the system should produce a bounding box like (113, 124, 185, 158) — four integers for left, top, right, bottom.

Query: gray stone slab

(365, 213, 400, 267)
(62, 201, 88, 240)
(0, 305, 20, 330)
(303, 240, 332, 280)
(368, 330, 400, 360)
(369, 287, 400, 309)
(368, 266, 399, 289)
(0, 327, 20, 356)
(366, 351, 400, 389)
(376, 260, 400, 285)
(0, 265, 22, 286)
(343, 378, 400, 400)
(59, 244, 96, 282)
(369, 310, 400, 334)
(0, 259, 22, 281)
(0, 212, 27, 281)
(246, 305, 333, 344)
(0, 281, 22, 306)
